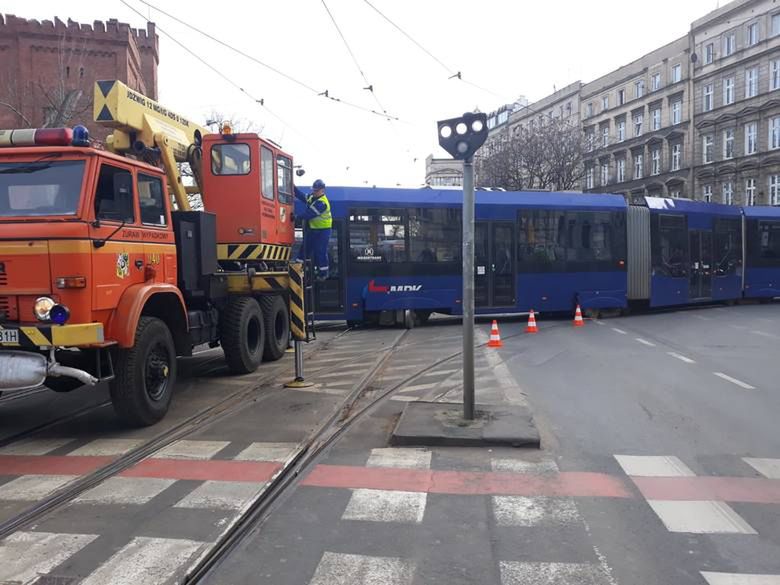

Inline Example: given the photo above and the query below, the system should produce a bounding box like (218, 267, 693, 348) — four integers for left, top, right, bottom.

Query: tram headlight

(33, 297, 56, 321)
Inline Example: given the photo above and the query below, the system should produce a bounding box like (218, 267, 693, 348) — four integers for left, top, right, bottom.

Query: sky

(4, 0, 722, 187)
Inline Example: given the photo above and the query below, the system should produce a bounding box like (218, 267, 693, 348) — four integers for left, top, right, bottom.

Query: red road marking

(0, 455, 110, 476)
(632, 476, 780, 504)
(302, 465, 633, 498)
(120, 458, 282, 483)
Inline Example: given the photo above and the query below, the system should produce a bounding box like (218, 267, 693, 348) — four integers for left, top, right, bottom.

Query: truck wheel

(220, 297, 265, 374)
(260, 295, 289, 362)
(110, 316, 176, 427)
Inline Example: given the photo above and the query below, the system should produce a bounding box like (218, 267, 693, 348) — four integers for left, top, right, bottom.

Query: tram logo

(368, 280, 422, 293)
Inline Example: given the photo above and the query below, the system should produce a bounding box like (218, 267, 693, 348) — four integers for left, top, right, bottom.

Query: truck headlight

(33, 297, 56, 321)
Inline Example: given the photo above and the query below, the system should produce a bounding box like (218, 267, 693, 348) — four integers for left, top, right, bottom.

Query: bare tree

(476, 117, 588, 191)
(204, 110, 264, 135)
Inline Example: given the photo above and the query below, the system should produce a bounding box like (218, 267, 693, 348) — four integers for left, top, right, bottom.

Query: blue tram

(744, 205, 780, 299)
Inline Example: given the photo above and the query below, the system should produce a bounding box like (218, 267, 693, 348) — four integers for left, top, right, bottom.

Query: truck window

(0, 160, 84, 217)
(277, 155, 293, 204)
(138, 173, 167, 226)
(94, 164, 134, 223)
(212, 143, 250, 176)
(261, 146, 274, 200)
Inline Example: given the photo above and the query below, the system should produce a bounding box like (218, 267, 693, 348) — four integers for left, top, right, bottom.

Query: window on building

(616, 158, 626, 182)
(746, 178, 757, 205)
(772, 60, 780, 90)
(138, 173, 167, 225)
(773, 13, 780, 36)
(617, 119, 626, 142)
(724, 77, 735, 104)
(600, 162, 609, 185)
(618, 89, 625, 105)
(745, 122, 757, 154)
(586, 166, 594, 189)
(703, 84, 714, 112)
(634, 153, 643, 180)
(672, 64, 682, 83)
(703, 135, 714, 163)
(771, 117, 780, 150)
(747, 22, 759, 46)
(408, 208, 461, 263)
(498, 110, 509, 124)
(745, 67, 758, 98)
(566, 102, 572, 116)
(670, 189, 681, 199)
(671, 143, 682, 171)
(770, 175, 780, 205)
(724, 33, 736, 56)
(586, 102, 594, 117)
(487, 117, 497, 129)
(671, 100, 682, 124)
(586, 130, 595, 151)
(651, 73, 661, 91)
(635, 80, 645, 99)
(651, 107, 661, 130)
(703, 185, 713, 202)
(651, 148, 661, 175)
(634, 112, 643, 137)
(348, 208, 407, 264)
(705, 43, 714, 64)
(602, 95, 609, 110)
(723, 181, 734, 205)
(598, 126, 607, 147)
(723, 128, 735, 159)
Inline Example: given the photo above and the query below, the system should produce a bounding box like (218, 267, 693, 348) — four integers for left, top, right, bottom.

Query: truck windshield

(0, 159, 85, 217)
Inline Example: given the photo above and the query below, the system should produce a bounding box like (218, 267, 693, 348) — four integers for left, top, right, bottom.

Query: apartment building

(424, 154, 463, 187)
(691, 0, 780, 206)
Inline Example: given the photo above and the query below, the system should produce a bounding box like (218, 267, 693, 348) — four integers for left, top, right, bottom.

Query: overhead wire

(133, 0, 400, 121)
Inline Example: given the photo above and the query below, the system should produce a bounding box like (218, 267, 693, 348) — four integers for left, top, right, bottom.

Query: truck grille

(0, 296, 9, 322)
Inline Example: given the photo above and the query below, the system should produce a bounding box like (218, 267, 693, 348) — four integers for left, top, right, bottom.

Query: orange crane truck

(0, 80, 307, 426)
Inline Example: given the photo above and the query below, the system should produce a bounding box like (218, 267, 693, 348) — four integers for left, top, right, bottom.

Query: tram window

(652, 214, 687, 277)
(408, 208, 461, 263)
(517, 210, 567, 272)
(714, 218, 742, 275)
(758, 221, 780, 263)
(348, 208, 407, 263)
(564, 211, 621, 270)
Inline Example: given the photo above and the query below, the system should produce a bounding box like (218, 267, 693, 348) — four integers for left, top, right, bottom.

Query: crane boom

(93, 80, 209, 211)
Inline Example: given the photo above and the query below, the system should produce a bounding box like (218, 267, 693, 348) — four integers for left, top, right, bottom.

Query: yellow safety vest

(307, 193, 332, 229)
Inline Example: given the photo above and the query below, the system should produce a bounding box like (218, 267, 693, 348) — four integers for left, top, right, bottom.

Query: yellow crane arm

(93, 80, 209, 211)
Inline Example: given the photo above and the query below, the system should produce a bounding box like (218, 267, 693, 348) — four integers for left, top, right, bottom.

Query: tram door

(689, 229, 713, 299)
(313, 221, 346, 314)
(475, 222, 516, 308)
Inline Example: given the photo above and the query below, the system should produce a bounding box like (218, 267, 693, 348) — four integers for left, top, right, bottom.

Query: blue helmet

(312, 179, 326, 190)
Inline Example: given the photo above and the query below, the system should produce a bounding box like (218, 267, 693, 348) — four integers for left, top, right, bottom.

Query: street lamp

(436, 112, 487, 420)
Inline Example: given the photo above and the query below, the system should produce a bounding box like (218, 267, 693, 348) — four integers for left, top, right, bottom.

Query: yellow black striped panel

(218, 243, 292, 261)
(226, 273, 290, 294)
(288, 262, 306, 341)
(0, 323, 104, 348)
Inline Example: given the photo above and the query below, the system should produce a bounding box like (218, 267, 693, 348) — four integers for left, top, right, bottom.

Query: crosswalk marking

(646, 500, 757, 534)
(233, 442, 297, 463)
(367, 448, 431, 470)
(0, 474, 74, 501)
(743, 458, 780, 479)
(309, 552, 415, 585)
(342, 488, 427, 524)
(614, 455, 695, 477)
(0, 437, 73, 456)
(398, 382, 439, 393)
(492, 496, 580, 527)
(153, 440, 230, 460)
(80, 536, 204, 585)
(500, 561, 615, 585)
(174, 480, 266, 510)
(491, 458, 559, 474)
(67, 438, 144, 457)
(74, 477, 175, 505)
(701, 572, 780, 585)
(0, 531, 99, 585)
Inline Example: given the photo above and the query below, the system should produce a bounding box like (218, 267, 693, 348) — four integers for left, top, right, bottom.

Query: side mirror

(296, 168, 306, 177)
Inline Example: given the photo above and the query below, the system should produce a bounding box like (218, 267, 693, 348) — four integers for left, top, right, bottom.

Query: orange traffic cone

(573, 305, 585, 327)
(525, 310, 538, 334)
(488, 320, 503, 347)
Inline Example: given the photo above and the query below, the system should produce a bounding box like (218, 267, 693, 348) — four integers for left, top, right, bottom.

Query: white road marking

(74, 477, 175, 505)
(646, 500, 757, 534)
(614, 455, 695, 477)
(67, 438, 144, 457)
(389, 395, 420, 402)
(233, 442, 297, 463)
(315, 370, 353, 379)
(342, 488, 427, 523)
(492, 458, 559, 474)
(593, 320, 605, 326)
(743, 458, 780, 479)
(390, 363, 432, 371)
(0, 531, 99, 584)
(174, 480, 266, 510)
(731, 324, 748, 330)
(701, 571, 780, 585)
(751, 330, 778, 339)
(398, 382, 439, 393)
(611, 327, 627, 334)
(153, 440, 230, 460)
(492, 496, 580, 526)
(500, 561, 614, 585)
(0, 474, 74, 500)
(635, 338, 656, 347)
(80, 536, 205, 585)
(367, 448, 431, 470)
(714, 372, 756, 390)
(692, 314, 712, 321)
(309, 552, 415, 585)
(667, 351, 695, 364)
(0, 437, 73, 456)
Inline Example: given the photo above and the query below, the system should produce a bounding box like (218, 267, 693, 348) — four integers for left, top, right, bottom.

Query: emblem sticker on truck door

(116, 252, 130, 279)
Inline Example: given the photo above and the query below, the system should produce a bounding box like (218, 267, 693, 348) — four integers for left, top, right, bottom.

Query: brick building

(0, 13, 158, 139)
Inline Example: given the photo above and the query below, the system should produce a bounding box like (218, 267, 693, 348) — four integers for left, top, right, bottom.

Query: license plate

(0, 329, 19, 343)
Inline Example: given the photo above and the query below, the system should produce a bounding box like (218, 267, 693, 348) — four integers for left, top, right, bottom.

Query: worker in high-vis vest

(294, 179, 332, 280)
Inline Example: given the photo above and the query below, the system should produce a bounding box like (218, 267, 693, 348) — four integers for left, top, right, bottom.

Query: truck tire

(260, 295, 289, 362)
(110, 316, 176, 427)
(220, 297, 265, 374)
